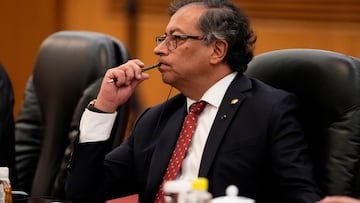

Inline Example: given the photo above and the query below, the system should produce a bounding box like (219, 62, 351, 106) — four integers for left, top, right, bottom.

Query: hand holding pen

(107, 63, 161, 83)
(94, 60, 160, 113)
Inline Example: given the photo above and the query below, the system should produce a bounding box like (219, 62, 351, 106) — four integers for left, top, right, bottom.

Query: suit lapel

(199, 74, 252, 177)
(144, 102, 187, 201)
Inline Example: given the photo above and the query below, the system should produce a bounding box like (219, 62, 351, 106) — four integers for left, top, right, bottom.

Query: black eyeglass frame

(155, 34, 206, 51)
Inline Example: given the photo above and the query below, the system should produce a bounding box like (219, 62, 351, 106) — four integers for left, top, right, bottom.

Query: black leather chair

(245, 48, 360, 198)
(14, 31, 131, 200)
(0, 64, 17, 187)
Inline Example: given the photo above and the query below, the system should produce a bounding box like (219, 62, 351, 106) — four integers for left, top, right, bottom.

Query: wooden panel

(0, 0, 58, 117)
(137, 0, 360, 22)
(238, 0, 360, 22)
(253, 19, 360, 57)
(60, 0, 130, 52)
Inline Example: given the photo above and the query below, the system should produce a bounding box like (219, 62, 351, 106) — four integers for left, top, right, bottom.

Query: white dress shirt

(179, 72, 236, 181)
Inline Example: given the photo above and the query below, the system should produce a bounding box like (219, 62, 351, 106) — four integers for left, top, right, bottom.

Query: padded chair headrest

(28, 31, 130, 197)
(33, 31, 128, 108)
(246, 48, 360, 125)
(245, 48, 360, 196)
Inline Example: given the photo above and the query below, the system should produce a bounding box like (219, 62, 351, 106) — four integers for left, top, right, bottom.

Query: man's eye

(157, 36, 166, 42)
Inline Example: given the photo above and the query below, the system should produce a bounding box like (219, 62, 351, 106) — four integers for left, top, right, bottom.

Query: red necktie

(154, 101, 207, 203)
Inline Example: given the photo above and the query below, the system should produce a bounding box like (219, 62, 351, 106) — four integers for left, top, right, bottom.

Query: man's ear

(210, 39, 228, 64)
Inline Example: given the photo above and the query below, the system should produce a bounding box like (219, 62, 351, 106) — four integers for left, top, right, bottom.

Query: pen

(107, 63, 161, 83)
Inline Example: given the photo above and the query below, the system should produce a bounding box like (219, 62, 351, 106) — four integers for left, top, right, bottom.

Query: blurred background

(1, 0, 359, 118)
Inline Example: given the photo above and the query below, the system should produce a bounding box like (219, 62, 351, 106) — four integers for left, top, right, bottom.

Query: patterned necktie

(154, 101, 207, 203)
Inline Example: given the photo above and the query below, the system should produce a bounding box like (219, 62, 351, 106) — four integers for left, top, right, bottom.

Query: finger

(124, 65, 137, 86)
(105, 59, 146, 86)
(106, 68, 126, 86)
(124, 60, 145, 84)
(318, 196, 359, 203)
(130, 74, 150, 89)
(130, 59, 145, 68)
(128, 60, 154, 79)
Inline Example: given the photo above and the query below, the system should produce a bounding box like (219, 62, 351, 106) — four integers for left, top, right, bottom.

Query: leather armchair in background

(245, 48, 360, 197)
(14, 31, 131, 200)
(0, 64, 17, 188)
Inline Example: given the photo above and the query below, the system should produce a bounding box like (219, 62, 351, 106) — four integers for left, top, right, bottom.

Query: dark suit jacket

(66, 73, 322, 203)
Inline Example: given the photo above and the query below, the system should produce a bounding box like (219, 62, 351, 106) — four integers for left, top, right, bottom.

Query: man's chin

(161, 77, 171, 85)
(160, 72, 169, 83)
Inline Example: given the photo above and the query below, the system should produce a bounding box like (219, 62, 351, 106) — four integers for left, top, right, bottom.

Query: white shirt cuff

(79, 108, 118, 143)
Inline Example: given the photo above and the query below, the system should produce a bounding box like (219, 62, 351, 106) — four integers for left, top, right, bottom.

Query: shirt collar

(186, 72, 237, 111)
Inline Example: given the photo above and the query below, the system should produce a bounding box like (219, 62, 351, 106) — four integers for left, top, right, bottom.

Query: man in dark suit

(66, 0, 323, 202)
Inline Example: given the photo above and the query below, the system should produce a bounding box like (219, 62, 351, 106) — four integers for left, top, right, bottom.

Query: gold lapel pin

(231, 98, 239, 105)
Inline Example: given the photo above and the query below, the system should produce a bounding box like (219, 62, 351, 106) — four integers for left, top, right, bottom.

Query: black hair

(170, 0, 256, 72)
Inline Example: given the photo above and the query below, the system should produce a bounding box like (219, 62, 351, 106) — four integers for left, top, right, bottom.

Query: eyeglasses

(155, 34, 205, 51)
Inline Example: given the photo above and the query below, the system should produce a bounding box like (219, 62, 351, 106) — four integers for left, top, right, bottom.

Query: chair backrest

(15, 31, 130, 199)
(245, 48, 360, 197)
(0, 64, 17, 187)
